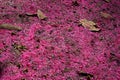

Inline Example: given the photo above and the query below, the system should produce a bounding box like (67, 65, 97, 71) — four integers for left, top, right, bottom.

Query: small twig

(25, 14, 37, 17)
(18, 14, 37, 17)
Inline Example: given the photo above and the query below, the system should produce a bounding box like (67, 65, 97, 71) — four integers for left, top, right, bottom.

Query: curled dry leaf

(79, 19, 100, 31)
(100, 12, 112, 19)
(0, 24, 22, 31)
(37, 9, 47, 20)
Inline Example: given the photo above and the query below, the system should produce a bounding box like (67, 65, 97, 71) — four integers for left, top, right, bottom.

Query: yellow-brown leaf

(79, 19, 100, 31)
(100, 12, 112, 19)
(37, 10, 47, 20)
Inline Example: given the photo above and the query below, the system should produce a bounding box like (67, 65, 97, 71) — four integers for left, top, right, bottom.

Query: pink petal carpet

(0, 0, 120, 80)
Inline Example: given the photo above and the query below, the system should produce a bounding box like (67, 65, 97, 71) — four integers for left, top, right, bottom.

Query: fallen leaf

(100, 12, 112, 19)
(0, 24, 22, 31)
(37, 9, 47, 20)
(12, 43, 27, 51)
(12, 43, 27, 56)
(76, 71, 94, 80)
(79, 19, 100, 31)
(104, 0, 111, 2)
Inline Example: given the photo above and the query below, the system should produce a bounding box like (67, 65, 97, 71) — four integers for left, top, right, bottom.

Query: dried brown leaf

(37, 9, 47, 20)
(12, 43, 27, 56)
(79, 19, 100, 31)
(0, 24, 22, 31)
(100, 12, 112, 19)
